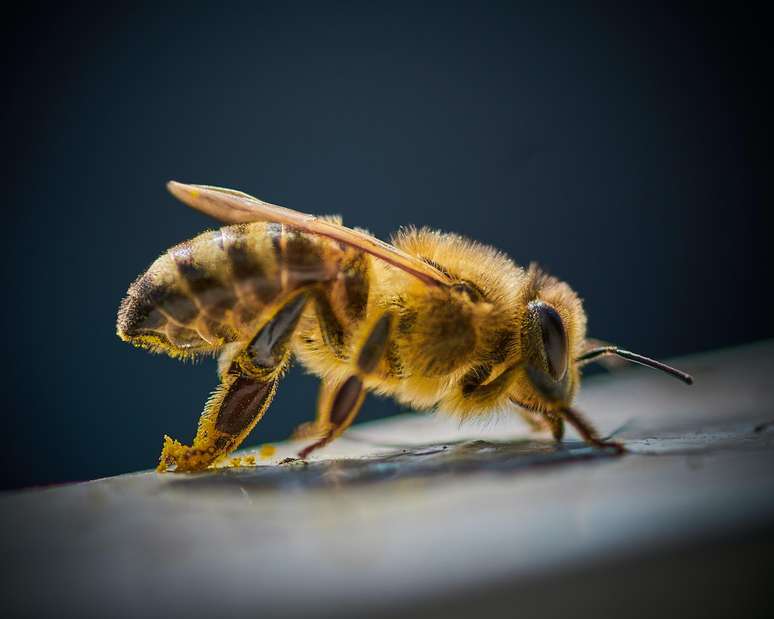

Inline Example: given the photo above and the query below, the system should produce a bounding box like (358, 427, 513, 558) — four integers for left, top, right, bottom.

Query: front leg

(456, 362, 566, 443)
(458, 361, 525, 409)
(559, 406, 624, 454)
(508, 397, 565, 440)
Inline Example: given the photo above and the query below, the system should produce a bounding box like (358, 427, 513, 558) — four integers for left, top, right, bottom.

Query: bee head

(520, 299, 574, 404)
(516, 267, 692, 411)
(518, 301, 693, 411)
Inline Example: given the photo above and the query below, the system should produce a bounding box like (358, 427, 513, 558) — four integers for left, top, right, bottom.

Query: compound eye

(532, 302, 568, 381)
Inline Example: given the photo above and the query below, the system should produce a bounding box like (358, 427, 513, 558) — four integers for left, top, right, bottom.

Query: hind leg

(158, 292, 310, 472)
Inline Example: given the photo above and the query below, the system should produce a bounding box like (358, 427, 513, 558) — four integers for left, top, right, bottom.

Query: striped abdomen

(117, 222, 344, 356)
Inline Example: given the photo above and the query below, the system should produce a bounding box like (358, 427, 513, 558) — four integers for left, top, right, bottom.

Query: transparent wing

(167, 181, 451, 287)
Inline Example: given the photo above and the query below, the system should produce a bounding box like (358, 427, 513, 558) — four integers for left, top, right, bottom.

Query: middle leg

(296, 312, 394, 459)
(290, 378, 337, 440)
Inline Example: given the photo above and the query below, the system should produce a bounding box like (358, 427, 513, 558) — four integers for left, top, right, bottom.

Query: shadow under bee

(159, 439, 618, 495)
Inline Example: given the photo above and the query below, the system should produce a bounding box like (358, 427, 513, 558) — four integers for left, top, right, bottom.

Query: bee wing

(167, 181, 451, 287)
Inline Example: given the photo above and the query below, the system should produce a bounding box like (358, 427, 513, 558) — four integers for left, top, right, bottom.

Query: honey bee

(117, 182, 693, 472)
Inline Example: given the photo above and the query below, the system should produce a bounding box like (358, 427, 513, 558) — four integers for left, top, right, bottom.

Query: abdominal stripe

(171, 240, 236, 318)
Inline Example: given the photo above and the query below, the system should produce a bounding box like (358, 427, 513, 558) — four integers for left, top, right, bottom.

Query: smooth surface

(1, 341, 773, 618)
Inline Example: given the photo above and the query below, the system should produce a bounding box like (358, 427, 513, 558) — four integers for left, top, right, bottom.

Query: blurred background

(2, 3, 769, 490)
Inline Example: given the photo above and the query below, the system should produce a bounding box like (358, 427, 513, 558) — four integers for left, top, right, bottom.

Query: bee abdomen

(117, 222, 341, 356)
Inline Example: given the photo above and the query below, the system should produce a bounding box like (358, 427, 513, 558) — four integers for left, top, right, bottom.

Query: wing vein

(167, 181, 451, 288)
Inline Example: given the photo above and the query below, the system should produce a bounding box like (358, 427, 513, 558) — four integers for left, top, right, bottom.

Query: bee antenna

(576, 346, 694, 385)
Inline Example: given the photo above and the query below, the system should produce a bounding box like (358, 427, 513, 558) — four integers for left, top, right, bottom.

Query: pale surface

(1, 341, 773, 618)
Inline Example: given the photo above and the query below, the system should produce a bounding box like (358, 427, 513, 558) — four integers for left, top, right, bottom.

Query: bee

(117, 182, 693, 472)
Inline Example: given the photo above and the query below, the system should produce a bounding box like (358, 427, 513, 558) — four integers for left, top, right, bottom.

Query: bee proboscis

(117, 182, 692, 471)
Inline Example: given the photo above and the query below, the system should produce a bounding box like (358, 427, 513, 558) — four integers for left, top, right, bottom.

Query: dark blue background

(2, 3, 769, 489)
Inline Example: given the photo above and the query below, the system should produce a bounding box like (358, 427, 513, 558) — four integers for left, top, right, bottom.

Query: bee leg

(295, 376, 366, 459)
(514, 408, 550, 433)
(510, 402, 564, 440)
(460, 362, 525, 409)
(544, 411, 565, 441)
(290, 379, 336, 439)
(291, 277, 364, 439)
(559, 406, 624, 454)
(297, 313, 393, 459)
(158, 292, 310, 472)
